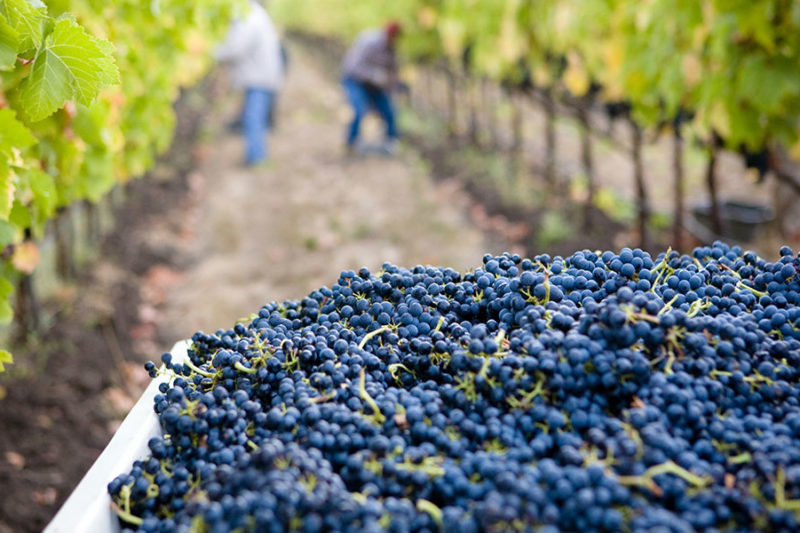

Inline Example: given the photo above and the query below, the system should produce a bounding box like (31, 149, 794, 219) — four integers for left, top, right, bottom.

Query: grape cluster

(111, 242, 800, 532)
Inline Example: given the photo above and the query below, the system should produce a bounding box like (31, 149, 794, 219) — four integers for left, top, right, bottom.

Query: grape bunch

(111, 242, 800, 532)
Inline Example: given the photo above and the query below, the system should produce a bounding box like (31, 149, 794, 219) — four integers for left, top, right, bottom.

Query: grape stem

(112, 485, 143, 526)
(615, 460, 711, 495)
(736, 280, 768, 298)
(309, 390, 337, 403)
(183, 357, 215, 378)
(358, 325, 393, 350)
(234, 361, 258, 374)
(416, 499, 443, 529)
(359, 368, 386, 424)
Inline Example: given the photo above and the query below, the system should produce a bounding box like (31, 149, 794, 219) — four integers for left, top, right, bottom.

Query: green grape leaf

(0, 349, 12, 370)
(0, 276, 12, 299)
(17, 16, 119, 121)
(79, 147, 113, 203)
(737, 55, 799, 114)
(8, 199, 29, 229)
(0, 219, 15, 247)
(26, 167, 56, 228)
(0, 0, 46, 53)
(0, 108, 36, 153)
(0, 15, 19, 70)
(0, 277, 12, 327)
(0, 160, 15, 221)
(72, 100, 110, 146)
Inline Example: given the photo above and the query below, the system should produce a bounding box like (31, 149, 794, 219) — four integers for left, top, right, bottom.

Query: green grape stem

(416, 499, 444, 529)
(183, 357, 216, 379)
(358, 325, 393, 350)
(359, 368, 386, 424)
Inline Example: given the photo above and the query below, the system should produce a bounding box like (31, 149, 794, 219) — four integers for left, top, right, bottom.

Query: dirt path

(154, 45, 509, 344)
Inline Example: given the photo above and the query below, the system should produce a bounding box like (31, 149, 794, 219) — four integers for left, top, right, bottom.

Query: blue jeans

(342, 77, 397, 147)
(242, 88, 275, 164)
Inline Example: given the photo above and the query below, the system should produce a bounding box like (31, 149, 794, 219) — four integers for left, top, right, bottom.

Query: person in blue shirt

(341, 22, 402, 156)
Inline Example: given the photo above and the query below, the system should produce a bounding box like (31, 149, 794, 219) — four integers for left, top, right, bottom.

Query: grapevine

(0, 0, 242, 367)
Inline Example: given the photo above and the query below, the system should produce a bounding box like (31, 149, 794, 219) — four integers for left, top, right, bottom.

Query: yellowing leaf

(0, 160, 16, 221)
(682, 53, 702, 88)
(708, 101, 731, 141)
(533, 65, 552, 87)
(417, 5, 437, 29)
(603, 40, 624, 76)
(791, 138, 800, 161)
(12, 241, 39, 274)
(498, 13, 523, 64)
(439, 19, 466, 59)
(563, 52, 589, 97)
(0, 349, 12, 372)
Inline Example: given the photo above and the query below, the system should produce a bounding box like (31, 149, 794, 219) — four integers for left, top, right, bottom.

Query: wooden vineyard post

(507, 88, 524, 183)
(13, 231, 40, 342)
(423, 67, 434, 115)
(85, 200, 101, 247)
(467, 76, 480, 147)
(54, 208, 75, 280)
(510, 89, 523, 155)
(446, 67, 459, 139)
(577, 101, 595, 230)
(483, 78, 499, 149)
(706, 139, 722, 236)
(544, 87, 557, 191)
(672, 125, 685, 251)
(631, 120, 651, 250)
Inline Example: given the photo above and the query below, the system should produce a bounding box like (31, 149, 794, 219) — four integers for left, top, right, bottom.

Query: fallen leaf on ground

(104, 386, 136, 414)
(5, 451, 25, 470)
(33, 488, 57, 506)
(35, 414, 53, 429)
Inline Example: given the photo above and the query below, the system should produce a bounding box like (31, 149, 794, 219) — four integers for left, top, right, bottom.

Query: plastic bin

(690, 200, 775, 243)
(44, 340, 188, 533)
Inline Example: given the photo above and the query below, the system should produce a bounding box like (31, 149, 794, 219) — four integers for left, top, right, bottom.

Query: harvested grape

(110, 242, 800, 532)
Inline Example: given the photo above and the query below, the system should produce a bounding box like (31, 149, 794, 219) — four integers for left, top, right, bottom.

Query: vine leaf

(0, 109, 35, 222)
(18, 15, 119, 121)
(0, 278, 12, 326)
(0, 0, 46, 53)
(0, 349, 12, 371)
(0, 108, 35, 152)
(0, 160, 15, 221)
(0, 16, 19, 70)
(26, 167, 55, 228)
(0, 220, 14, 247)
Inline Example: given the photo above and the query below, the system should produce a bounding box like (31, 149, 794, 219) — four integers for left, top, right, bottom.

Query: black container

(690, 200, 774, 243)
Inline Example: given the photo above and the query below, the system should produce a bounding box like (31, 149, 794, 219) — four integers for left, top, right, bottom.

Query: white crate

(44, 340, 189, 533)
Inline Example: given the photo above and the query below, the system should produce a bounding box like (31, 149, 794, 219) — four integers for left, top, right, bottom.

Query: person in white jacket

(216, 0, 284, 166)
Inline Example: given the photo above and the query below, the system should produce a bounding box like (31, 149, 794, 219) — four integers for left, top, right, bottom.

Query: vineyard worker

(215, 0, 284, 166)
(341, 22, 402, 156)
